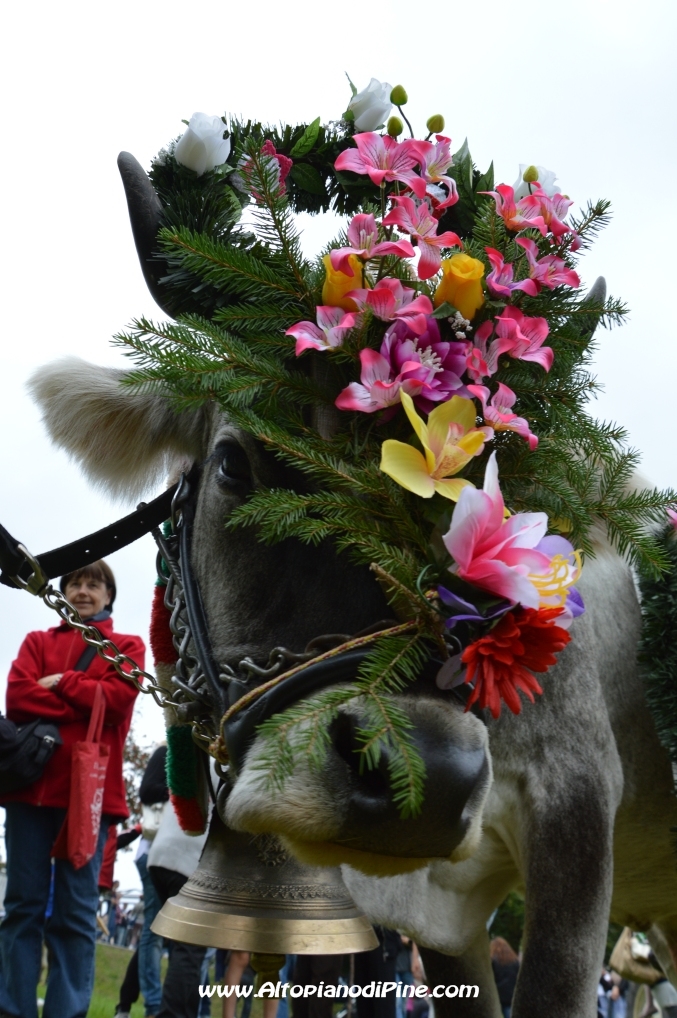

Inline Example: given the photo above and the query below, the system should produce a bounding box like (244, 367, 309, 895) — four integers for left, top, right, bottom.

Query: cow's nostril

(329, 705, 490, 859)
(331, 713, 389, 798)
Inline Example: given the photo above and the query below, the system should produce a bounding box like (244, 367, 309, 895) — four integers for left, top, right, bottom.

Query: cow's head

(27, 153, 494, 876)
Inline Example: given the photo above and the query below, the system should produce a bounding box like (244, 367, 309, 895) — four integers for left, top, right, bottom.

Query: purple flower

(381, 318, 470, 413)
(559, 587, 585, 629)
(437, 586, 512, 629)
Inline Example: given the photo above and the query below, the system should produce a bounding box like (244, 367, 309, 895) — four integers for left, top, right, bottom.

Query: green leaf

(452, 138, 470, 164)
(431, 301, 458, 319)
(289, 162, 326, 195)
(476, 161, 494, 193)
(345, 72, 358, 97)
(290, 117, 321, 158)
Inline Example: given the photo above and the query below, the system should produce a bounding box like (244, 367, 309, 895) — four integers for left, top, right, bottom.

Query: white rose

(348, 78, 392, 133)
(513, 164, 559, 200)
(174, 113, 231, 176)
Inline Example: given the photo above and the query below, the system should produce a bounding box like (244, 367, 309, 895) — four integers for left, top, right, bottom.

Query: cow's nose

(329, 708, 489, 858)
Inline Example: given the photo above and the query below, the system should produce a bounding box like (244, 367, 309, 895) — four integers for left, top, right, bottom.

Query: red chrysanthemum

(461, 607, 571, 718)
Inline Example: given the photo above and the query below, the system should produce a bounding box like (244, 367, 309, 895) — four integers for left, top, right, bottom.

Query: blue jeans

(276, 956, 296, 1018)
(0, 802, 109, 1018)
(396, 970, 414, 1018)
(136, 852, 163, 1015)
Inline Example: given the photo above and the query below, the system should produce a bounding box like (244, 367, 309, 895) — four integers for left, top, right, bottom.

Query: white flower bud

(347, 78, 393, 133)
(174, 113, 231, 177)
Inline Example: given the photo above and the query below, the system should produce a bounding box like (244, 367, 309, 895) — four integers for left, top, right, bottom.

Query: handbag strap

(74, 644, 97, 672)
(85, 684, 106, 744)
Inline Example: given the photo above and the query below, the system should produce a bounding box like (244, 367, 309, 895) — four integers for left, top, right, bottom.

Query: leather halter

(0, 485, 178, 589)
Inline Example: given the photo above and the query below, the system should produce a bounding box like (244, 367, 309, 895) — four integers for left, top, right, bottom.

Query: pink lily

(536, 187, 574, 240)
(442, 452, 551, 608)
(407, 135, 459, 210)
(383, 196, 462, 280)
(334, 347, 425, 414)
(482, 184, 547, 235)
(334, 133, 426, 197)
(516, 237, 580, 291)
(494, 307, 553, 371)
(329, 214, 415, 276)
(467, 382, 539, 450)
(485, 247, 539, 298)
(465, 320, 513, 383)
(286, 306, 360, 356)
(347, 277, 433, 335)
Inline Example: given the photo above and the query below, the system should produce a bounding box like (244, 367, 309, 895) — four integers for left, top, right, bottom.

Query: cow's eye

(215, 442, 251, 487)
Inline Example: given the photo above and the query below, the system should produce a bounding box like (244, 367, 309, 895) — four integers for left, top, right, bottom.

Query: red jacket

(2, 617, 145, 818)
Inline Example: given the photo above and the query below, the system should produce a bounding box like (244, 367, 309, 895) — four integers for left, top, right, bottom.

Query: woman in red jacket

(0, 560, 145, 1018)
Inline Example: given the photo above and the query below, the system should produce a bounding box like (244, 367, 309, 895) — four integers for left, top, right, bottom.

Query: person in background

(276, 956, 296, 1018)
(148, 797, 209, 1018)
(105, 880, 122, 944)
(0, 560, 144, 1018)
(598, 967, 613, 1018)
(198, 948, 217, 1017)
(352, 927, 401, 1018)
(114, 744, 168, 1018)
(490, 937, 519, 1018)
(100, 834, 141, 943)
(394, 936, 413, 1018)
(116, 906, 130, 947)
(290, 954, 339, 1018)
(221, 952, 252, 1018)
(647, 972, 677, 1017)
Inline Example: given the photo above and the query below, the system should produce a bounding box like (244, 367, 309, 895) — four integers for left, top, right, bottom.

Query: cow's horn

(117, 151, 175, 317)
(580, 275, 607, 342)
(585, 276, 606, 305)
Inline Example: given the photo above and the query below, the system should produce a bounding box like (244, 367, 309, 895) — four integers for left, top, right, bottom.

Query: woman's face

(63, 576, 111, 619)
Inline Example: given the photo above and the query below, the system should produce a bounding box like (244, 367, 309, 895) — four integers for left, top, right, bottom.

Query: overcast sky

(0, 0, 674, 887)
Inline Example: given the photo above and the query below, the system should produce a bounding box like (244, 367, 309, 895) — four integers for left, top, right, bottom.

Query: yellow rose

(434, 253, 485, 321)
(322, 254, 364, 311)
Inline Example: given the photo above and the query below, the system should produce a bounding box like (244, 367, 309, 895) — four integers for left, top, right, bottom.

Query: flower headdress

(119, 79, 677, 815)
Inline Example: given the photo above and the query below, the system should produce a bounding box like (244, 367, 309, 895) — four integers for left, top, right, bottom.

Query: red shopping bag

(53, 683, 109, 869)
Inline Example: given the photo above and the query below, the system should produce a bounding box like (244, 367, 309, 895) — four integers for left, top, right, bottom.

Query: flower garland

(281, 110, 585, 717)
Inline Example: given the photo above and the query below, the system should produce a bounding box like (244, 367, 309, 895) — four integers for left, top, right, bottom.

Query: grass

(37, 942, 268, 1018)
(38, 942, 159, 1017)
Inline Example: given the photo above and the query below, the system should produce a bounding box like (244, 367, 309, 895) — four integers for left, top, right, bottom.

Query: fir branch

(159, 226, 306, 303)
(243, 141, 317, 316)
(116, 314, 332, 410)
(568, 199, 613, 251)
(638, 528, 677, 788)
(250, 630, 431, 816)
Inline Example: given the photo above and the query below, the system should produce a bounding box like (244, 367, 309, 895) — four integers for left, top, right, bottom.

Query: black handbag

(0, 718, 63, 793)
(0, 642, 97, 795)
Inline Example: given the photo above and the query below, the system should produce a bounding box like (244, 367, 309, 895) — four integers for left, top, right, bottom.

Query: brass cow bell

(152, 811, 377, 954)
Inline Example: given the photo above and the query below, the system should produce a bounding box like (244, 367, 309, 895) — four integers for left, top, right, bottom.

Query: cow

(25, 154, 677, 1017)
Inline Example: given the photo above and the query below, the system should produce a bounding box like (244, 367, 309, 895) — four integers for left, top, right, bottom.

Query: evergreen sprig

(252, 632, 430, 816)
(638, 528, 677, 785)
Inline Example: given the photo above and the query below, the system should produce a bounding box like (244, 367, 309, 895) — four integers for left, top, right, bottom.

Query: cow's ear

(28, 357, 211, 500)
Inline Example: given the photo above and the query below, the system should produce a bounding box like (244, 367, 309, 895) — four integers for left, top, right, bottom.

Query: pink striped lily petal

(335, 133, 426, 197)
(516, 237, 580, 291)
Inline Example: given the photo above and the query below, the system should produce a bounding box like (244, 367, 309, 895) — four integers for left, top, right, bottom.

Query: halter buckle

(12, 545, 50, 596)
